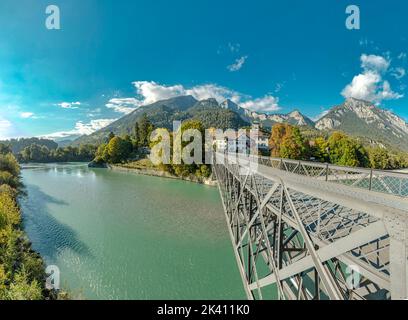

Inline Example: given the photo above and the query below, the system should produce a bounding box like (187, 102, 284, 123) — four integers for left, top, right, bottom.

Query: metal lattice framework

(213, 153, 408, 300)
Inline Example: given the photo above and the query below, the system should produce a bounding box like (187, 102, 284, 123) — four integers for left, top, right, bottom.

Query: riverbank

(0, 153, 67, 300)
(109, 164, 218, 187)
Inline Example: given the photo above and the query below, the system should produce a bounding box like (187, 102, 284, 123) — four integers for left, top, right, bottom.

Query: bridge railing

(214, 152, 408, 300)
(221, 152, 408, 197)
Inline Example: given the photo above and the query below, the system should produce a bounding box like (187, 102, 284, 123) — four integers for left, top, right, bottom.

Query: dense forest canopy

(0, 138, 58, 154)
(0, 138, 97, 163)
(17, 144, 97, 163)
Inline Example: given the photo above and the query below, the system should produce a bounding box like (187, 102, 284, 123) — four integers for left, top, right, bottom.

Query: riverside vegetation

(93, 116, 212, 180)
(1, 116, 407, 172)
(0, 145, 66, 300)
(93, 117, 408, 182)
(270, 123, 408, 170)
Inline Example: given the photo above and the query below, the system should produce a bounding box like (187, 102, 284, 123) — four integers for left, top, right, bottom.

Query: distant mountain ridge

(315, 98, 408, 151)
(246, 109, 315, 127)
(73, 96, 249, 145)
(72, 95, 408, 152)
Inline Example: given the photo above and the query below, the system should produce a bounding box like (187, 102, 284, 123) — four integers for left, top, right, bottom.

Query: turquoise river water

(20, 163, 244, 300)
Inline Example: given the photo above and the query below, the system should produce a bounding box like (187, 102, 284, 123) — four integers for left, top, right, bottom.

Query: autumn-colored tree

(269, 123, 287, 157)
(269, 124, 308, 159)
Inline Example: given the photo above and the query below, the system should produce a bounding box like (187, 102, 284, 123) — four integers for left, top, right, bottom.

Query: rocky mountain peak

(315, 99, 408, 151)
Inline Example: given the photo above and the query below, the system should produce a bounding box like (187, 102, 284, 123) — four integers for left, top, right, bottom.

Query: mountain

(72, 94, 408, 153)
(73, 96, 249, 145)
(245, 109, 315, 127)
(315, 98, 408, 151)
(73, 95, 198, 145)
(219, 99, 315, 127)
(220, 99, 247, 117)
(57, 139, 75, 148)
(187, 98, 249, 129)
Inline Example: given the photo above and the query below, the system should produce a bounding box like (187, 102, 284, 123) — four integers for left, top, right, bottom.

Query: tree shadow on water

(19, 184, 93, 262)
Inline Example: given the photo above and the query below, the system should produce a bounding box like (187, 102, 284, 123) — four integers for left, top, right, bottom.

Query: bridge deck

(213, 152, 408, 300)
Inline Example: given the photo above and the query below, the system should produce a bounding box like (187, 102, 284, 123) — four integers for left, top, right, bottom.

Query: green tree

(138, 114, 154, 147)
(94, 143, 108, 163)
(105, 136, 132, 164)
(6, 269, 43, 300)
(0, 154, 46, 300)
(311, 137, 329, 162)
(368, 147, 391, 169)
(0, 153, 21, 189)
(170, 120, 211, 178)
(0, 143, 12, 155)
(134, 122, 140, 147)
(327, 132, 368, 167)
(107, 132, 115, 143)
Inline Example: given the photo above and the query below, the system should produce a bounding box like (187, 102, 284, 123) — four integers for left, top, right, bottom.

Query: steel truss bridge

(213, 152, 408, 300)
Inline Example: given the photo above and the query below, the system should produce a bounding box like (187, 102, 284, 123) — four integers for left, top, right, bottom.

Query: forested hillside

(73, 96, 249, 146)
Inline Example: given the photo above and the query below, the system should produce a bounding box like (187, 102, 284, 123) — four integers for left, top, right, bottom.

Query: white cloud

(378, 81, 404, 100)
(42, 118, 116, 140)
(240, 96, 280, 113)
(228, 42, 241, 53)
(359, 38, 374, 47)
(398, 52, 407, 60)
(106, 98, 141, 114)
(57, 101, 81, 109)
(227, 56, 248, 72)
(131, 81, 245, 105)
(312, 109, 330, 121)
(342, 71, 382, 102)
(392, 67, 406, 80)
(361, 54, 390, 72)
(185, 84, 244, 103)
(274, 82, 285, 93)
(0, 117, 12, 140)
(107, 81, 280, 114)
(20, 112, 35, 119)
(341, 54, 403, 104)
(74, 119, 116, 135)
(133, 81, 185, 104)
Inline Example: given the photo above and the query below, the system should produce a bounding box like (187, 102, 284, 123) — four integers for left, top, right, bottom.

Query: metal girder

(213, 152, 408, 300)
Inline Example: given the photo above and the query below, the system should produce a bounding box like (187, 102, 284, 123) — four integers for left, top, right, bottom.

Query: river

(19, 163, 244, 300)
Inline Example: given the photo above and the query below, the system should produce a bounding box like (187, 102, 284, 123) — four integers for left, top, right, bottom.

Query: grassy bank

(0, 152, 68, 300)
(0, 153, 46, 299)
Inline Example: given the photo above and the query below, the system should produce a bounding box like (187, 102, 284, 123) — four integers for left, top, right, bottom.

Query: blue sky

(0, 0, 407, 140)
